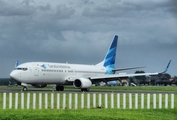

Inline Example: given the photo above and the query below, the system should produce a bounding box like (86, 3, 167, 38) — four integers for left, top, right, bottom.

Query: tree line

(133, 71, 177, 86)
(0, 78, 16, 86)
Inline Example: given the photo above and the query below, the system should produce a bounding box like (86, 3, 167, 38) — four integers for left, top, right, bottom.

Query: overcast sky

(0, 0, 176, 78)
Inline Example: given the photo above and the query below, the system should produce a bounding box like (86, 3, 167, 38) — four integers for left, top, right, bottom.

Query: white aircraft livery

(10, 35, 160, 91)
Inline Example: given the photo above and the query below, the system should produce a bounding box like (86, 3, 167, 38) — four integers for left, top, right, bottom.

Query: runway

(0, 88, 177, 94)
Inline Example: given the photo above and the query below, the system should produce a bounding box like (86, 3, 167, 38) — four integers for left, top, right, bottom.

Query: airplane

(10, 35, 160, 91)
(107, 81, 117, 86)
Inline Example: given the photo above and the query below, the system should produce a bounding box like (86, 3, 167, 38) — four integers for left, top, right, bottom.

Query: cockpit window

(15, 68, 28, 71)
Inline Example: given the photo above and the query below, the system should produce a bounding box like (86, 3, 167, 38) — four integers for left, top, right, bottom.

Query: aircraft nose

(10, 71, 19, 80)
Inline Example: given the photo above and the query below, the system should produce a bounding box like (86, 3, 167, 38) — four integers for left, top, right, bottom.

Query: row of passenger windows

(41, 69, 104, 74)
(41, 69, 76, 73)
(75, 71, 104, 74)
(42, 69, 64, 72)
(15, 68, 104, 74)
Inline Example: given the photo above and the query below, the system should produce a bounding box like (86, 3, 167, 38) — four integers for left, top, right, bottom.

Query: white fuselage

(10, 62, 106, 85)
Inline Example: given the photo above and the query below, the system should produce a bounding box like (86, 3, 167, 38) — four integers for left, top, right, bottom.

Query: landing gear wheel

(60, 86, 64, 91)
(81, 88, 89, 92)
(23, 87, 28, 91)
(56, 86, 60, 91)
(56, 85, 64, 91)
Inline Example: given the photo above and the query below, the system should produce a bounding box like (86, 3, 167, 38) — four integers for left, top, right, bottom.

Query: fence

(2, 92, 175, 109)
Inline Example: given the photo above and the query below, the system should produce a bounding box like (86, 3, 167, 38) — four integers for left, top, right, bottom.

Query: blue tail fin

(103, 35, 118, 74)
(15, 60, 19, 68)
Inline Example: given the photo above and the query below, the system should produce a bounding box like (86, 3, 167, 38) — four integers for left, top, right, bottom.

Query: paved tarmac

(0, 88, 177, 94)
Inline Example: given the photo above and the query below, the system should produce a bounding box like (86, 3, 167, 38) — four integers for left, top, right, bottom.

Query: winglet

(15, 60, 19, 68)
(162, 60, 171, 73)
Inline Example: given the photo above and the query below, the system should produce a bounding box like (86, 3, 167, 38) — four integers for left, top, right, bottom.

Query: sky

(0, 0, 177, 78)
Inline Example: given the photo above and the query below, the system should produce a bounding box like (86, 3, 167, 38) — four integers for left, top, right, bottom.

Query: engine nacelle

(73, 78, 92, 89)
(31, 84, 47, 88)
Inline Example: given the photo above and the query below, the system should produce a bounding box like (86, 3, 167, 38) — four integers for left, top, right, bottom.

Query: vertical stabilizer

(15, 60, 19, 68)
(103, 35, 118, 74)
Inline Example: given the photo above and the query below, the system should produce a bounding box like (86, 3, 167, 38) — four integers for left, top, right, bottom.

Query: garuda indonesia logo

(41, 64, 47, 69)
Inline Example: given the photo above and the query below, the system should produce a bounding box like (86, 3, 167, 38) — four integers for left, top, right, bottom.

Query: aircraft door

(34, 67, 39, 76)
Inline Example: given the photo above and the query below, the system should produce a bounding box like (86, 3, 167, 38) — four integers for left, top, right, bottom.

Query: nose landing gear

(22, 86, 28, 91)
(20, 83, 28, 91)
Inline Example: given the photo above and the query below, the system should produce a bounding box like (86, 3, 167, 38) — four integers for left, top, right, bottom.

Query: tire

(56, 85, 64, 91)
(81, 88, 89, 92)
(56, 86, 60, 91)
(23, 87, 28, 91)
(60, 86, 64, 91)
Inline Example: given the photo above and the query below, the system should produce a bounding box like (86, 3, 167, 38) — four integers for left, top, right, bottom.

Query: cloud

(0, 0, 35, 16)
(169, 0, 177, 18)
(55, 5, 75, 19)
(0, 0, 176, 77)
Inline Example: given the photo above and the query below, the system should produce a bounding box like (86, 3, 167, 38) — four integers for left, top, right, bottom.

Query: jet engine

(73, 78, 92, 89)
(31, 84, 47, 88)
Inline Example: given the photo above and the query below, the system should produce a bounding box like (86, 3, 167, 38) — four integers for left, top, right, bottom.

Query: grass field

(0, 86, 177, 120)
(0, 109, 177, 120)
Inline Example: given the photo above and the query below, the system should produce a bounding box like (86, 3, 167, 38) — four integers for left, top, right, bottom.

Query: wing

(90, 72, 159, 81)
(113, 66, 146, 72)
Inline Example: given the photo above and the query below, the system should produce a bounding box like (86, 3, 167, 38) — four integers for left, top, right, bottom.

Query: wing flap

(113, 66, 146, 72)
(90, 72, 158, 81)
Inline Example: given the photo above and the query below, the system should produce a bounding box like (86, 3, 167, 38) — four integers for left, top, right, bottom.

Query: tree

(163, 73, 171, 79)
(134, 71, 147, 85)
(0, 78, 16, 86)
(134, 71, 146, 81)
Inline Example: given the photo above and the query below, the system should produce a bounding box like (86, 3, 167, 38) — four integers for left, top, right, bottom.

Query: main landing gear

(81, 88, 89, 92)
(56, 85, 64, 91)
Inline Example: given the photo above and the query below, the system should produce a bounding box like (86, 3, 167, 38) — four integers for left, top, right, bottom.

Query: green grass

(0, 86, 177, 120)
(0, 109, 177, 120)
